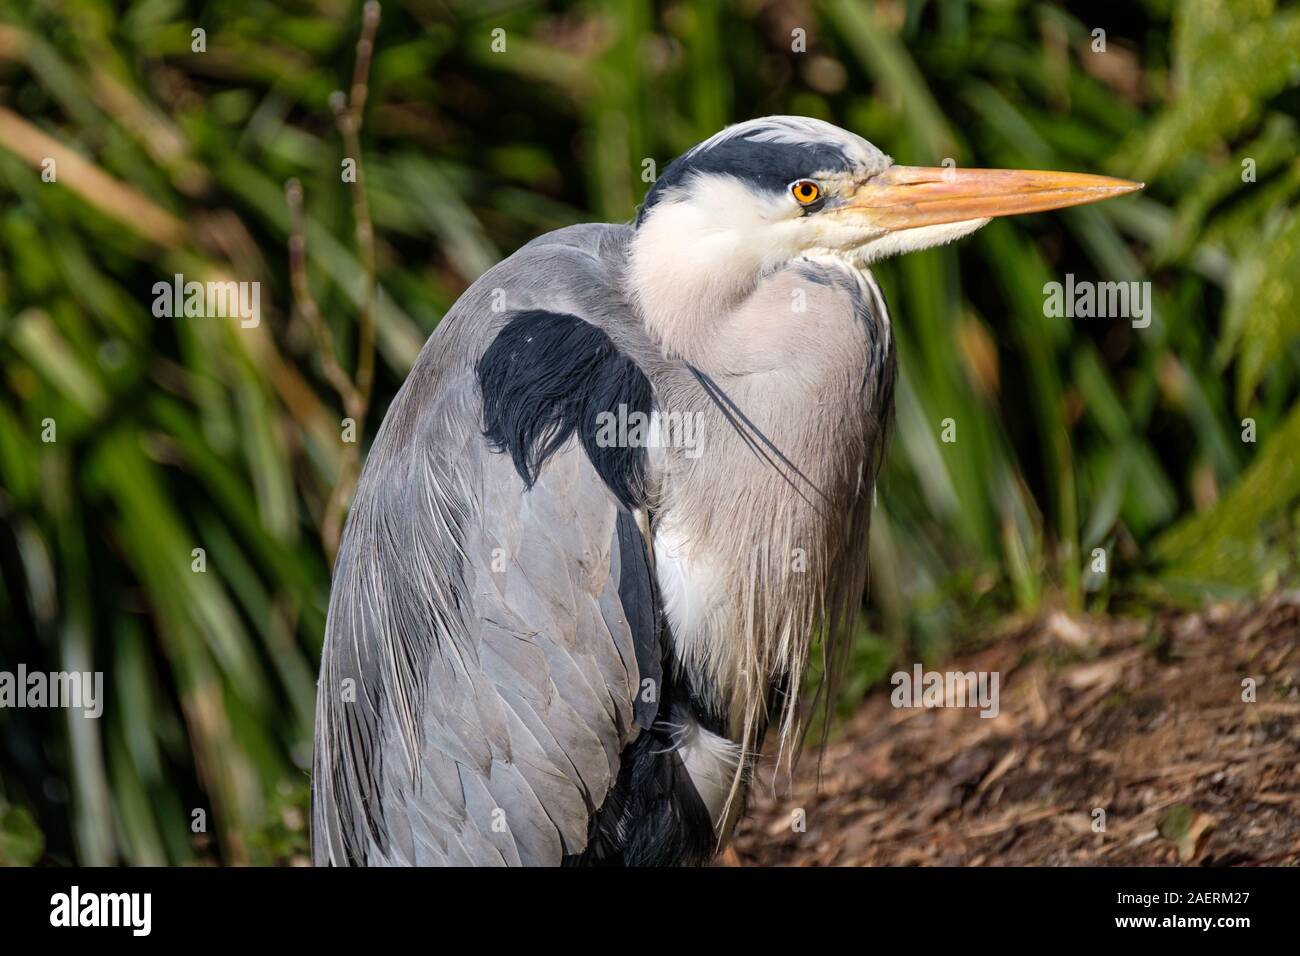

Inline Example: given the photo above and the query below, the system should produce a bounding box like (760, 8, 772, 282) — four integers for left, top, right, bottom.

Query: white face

(638, 167, 990, 273)
(628, 166, 988, 359)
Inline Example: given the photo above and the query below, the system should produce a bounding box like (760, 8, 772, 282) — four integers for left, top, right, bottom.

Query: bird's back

(312, 222, 673, 865)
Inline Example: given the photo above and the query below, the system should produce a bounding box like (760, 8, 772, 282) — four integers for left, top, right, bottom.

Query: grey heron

(311, 115, 1139, 866)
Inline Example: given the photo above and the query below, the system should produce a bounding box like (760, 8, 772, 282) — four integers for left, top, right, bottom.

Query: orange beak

(842, 165, 1143, 230)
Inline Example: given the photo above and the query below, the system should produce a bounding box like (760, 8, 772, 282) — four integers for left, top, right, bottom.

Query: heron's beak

(842, 165, 1143, 231)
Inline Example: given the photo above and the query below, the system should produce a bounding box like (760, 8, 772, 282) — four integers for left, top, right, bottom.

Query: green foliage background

(1, 0, 1297, 864)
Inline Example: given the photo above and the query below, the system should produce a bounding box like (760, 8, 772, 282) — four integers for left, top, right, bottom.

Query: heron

(311, 116, 1140, 866)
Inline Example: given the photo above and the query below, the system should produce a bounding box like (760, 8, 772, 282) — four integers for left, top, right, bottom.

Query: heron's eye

(790, 180, 822, 206)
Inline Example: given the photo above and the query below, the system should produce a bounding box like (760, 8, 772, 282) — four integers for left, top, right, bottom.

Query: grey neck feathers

(643, 257, 891, 798)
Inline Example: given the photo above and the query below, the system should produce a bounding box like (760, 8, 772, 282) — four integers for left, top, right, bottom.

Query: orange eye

(791, 180, 822, 205)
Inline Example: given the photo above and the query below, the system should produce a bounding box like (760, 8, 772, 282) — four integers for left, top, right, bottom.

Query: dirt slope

(733, 596, 1300, 866)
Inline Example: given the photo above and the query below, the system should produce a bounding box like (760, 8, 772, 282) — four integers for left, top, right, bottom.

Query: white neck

(628, 178, 802, 364)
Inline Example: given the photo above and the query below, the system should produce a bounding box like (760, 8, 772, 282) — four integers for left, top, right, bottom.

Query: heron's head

(629, 116, 1140, 358)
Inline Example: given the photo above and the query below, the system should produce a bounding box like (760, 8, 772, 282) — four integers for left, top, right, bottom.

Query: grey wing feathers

(312, 226, 655, 866)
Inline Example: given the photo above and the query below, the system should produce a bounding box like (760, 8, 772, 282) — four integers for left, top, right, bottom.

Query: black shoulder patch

(477, 310, 652, 509)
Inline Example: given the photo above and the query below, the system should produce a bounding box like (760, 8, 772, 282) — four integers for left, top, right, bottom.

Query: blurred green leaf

(1219, 207, 1300, 410)
(0, 805, 44, 866)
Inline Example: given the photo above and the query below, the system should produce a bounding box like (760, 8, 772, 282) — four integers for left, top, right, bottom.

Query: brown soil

(732, 595, 1300, 866)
